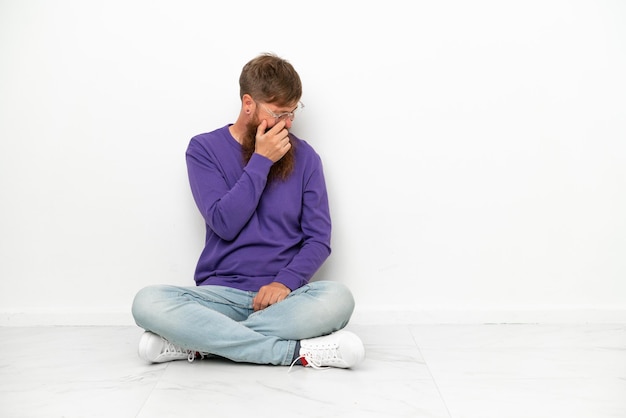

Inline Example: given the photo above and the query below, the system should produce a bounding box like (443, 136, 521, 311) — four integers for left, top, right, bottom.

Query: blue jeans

(131, 281, 355, 365)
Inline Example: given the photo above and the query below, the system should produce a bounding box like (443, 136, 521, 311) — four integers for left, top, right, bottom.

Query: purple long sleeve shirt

(185, 125, 332, 291)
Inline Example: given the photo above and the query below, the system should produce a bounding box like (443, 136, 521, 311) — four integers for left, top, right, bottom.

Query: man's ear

(242, 94, 255, 112)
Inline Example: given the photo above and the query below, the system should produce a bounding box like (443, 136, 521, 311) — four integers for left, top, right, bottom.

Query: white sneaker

(138, 331, 198, 363)
(294, 330, 365, 370)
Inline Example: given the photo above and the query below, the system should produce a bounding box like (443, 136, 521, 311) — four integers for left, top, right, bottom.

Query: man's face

(244, 100, 298, 139)
(255, 101, 299, 131)
(241, 100, 298, 182)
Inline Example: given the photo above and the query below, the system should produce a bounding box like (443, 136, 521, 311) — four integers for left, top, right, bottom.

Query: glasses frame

(258, 101, 305, 122)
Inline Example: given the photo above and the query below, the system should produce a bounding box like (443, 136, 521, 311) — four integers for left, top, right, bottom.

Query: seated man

(131, 53, 364, 370)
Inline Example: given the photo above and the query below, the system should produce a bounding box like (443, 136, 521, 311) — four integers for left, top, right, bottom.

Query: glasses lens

(285, 103, 304, 121)
(276, 112, 292, 121)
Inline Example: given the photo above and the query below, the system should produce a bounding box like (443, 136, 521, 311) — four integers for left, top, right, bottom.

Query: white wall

(1, 0, 625, 325)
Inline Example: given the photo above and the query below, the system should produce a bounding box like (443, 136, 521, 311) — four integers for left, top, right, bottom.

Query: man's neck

(228, 123, 246, 144)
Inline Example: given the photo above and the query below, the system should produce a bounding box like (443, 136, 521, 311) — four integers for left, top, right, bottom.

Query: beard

(241, 116, 296, 183)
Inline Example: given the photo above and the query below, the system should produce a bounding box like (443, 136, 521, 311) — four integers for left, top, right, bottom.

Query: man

(131, 53, 365, 369)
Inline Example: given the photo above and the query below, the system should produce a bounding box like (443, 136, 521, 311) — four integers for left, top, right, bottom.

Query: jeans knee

(312, 281, 356, 324)
(330, 282, 355, 314)
(131, 285, 166, 328)
(336, 282, 356, 320)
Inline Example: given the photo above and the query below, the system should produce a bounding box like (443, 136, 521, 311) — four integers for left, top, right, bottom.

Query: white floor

(1, 323, 625, 418)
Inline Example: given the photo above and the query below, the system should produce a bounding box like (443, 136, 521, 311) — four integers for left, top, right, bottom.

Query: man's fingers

(269, 119, 286, 134)
(256, 119, 267, 137)
(252, 283, 290, 311)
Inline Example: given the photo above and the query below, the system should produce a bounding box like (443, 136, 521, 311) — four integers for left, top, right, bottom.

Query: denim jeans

(131, 281, 355, 365)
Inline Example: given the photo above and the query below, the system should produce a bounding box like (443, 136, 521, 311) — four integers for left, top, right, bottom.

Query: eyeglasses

(259, 101, 305, 121)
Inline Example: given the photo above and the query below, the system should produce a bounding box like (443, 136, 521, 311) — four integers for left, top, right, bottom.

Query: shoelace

(189, 352, 207, 362)
(161, 341, 203, 363)
(288, 355, 321, 372)
(287, 347, 339, 372)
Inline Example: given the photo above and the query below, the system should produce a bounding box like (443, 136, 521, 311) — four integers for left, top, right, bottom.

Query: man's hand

(252, 282, 291, 311)
(254, 120, 291, 163)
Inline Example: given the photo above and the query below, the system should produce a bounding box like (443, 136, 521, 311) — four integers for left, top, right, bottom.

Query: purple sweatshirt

(185, 125, 332, 291)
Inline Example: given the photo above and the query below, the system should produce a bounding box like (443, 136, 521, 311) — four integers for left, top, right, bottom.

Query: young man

(131, 53, 365, 369)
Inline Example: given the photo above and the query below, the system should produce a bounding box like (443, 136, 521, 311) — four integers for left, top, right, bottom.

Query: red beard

(240, 117, 295, 183)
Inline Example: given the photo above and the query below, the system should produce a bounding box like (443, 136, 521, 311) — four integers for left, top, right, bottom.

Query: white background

(1, 0, 625, 325)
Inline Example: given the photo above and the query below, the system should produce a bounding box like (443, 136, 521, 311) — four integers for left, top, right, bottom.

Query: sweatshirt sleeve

(186, 138, 273, 241)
